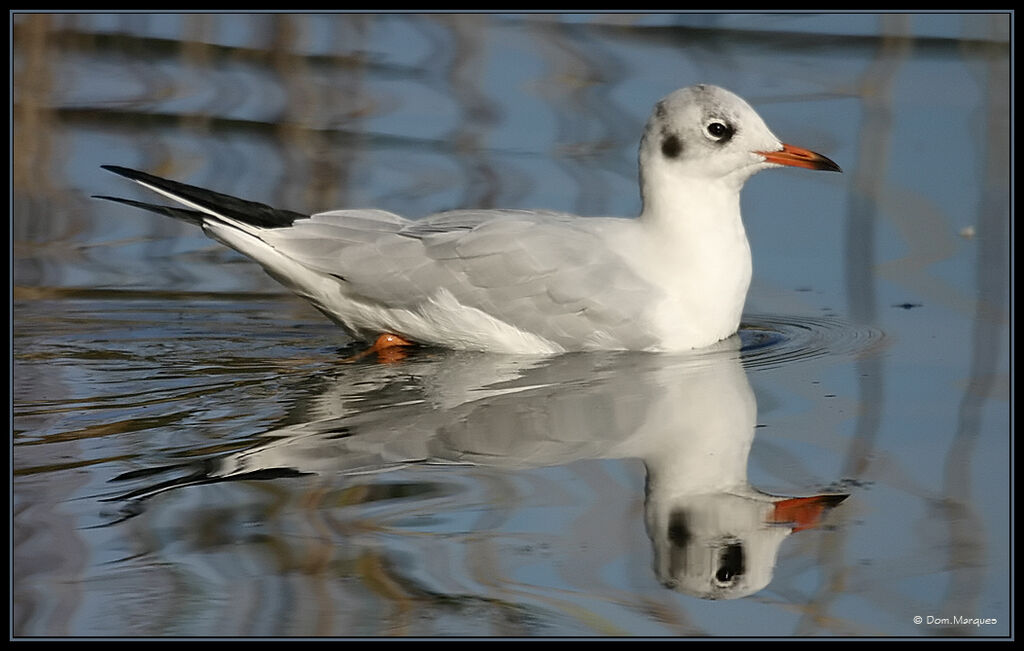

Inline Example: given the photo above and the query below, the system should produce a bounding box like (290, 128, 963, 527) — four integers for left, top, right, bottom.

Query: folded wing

(262, 209, 661, 350)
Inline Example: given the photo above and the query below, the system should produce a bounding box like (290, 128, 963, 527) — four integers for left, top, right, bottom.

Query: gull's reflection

(108, 339, 847, 600)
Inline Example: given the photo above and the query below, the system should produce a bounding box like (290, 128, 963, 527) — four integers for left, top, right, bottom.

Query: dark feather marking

(92, 195, 207, 226)
(100, 165, 308, 229)
(661, 133, 682, 159)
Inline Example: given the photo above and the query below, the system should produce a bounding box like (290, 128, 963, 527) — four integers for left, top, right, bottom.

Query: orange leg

(344, 333, 416, 363)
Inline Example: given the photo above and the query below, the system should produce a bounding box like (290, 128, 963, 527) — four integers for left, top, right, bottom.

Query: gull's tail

(93, 165, 308, 230)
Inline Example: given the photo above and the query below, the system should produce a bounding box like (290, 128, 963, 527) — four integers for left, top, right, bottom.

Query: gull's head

(639, 84, 841, 193)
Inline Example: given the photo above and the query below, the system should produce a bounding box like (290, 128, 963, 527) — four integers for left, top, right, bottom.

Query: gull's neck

(639, 165, 745, 234)
(635, 166, 753, 349)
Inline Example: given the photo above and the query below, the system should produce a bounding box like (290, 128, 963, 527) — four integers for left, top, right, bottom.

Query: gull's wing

(261, 209, 663, 350)
(97, 166, 662, 351)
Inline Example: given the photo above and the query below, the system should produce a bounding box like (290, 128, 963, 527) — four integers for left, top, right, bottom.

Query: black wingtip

(100, 164, 150, 181)
(100, 164, 188, 189)
(99, 164, 309, 229)
(93, 193, 208, 226)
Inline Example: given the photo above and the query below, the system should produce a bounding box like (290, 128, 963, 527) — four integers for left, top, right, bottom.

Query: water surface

(13, 12, 1011, 638)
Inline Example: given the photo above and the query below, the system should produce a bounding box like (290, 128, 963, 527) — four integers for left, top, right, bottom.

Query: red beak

(771, 494, 849, 532)
(758, 143, 842, 172)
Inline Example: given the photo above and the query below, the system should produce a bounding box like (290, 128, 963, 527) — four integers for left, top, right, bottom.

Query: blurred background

(13, 13, 1011, 638)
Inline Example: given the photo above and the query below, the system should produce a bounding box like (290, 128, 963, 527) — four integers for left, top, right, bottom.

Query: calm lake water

(13, 13, 1011, 638)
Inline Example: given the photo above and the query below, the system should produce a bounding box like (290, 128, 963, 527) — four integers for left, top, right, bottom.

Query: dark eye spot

(667, 511, 690, 546)
(661, 133, 682, 158)
(715, 543, 744, 584)
(706, 121, 734, 142)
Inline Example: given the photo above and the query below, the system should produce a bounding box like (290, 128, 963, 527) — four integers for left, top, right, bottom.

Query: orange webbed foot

(343, 333, 416, 363)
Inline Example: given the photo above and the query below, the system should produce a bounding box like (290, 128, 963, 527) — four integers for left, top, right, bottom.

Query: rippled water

(13, 13, 1010, 638)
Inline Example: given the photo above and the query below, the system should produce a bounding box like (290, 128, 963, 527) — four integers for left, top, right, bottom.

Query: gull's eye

(705, 121, 734, 142)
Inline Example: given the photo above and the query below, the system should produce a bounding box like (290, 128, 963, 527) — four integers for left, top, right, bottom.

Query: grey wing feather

(399, 209, 576, 236)
(263, 208, 661, 348)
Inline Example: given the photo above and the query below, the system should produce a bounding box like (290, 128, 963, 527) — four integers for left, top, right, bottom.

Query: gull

(97, 84, 840, 355)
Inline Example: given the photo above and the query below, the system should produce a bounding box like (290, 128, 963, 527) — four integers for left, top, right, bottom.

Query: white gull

(97, 84, 840, 354)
